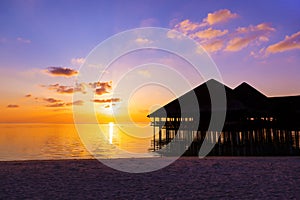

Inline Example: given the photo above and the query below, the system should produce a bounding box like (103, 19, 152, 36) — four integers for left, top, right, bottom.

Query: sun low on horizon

(0, 1, 300, 124)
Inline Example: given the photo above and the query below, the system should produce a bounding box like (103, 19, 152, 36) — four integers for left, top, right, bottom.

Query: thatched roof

(233, 82, 269, 113)
(148, 79, 246, 118)
(147, 79, 300, 121)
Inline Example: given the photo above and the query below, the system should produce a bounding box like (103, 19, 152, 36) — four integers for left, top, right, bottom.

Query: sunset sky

(0, 0, 299, 123)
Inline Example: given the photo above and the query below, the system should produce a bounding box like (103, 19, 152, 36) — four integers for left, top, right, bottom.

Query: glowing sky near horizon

(0, 0, 299, 123)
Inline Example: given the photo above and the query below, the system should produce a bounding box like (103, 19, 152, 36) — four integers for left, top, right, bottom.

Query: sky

(0, 0, 299, 123)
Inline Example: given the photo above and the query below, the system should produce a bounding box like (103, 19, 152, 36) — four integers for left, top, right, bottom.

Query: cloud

(34, 97, 71, 106)
(41, 97, 64, 107)
(192, 28, 228, 40)
(88, 81, 112, 95)
(135, 37, 152, 45)
(46, 66, 78, 77)
(166, 29, 185, 39)
(46, 103, 65, 107)
(172, 17, 229, 39)
(43, 98, 62, 103)
(170, 9, 238, 53)
(17, 37, 31, 44)
(66, 100, 84, 106)
(71, 100, 84, 106)
(266, 31, 300, 54)
(201, 40, 224, 53)
(174, 19, 204, 35)
(203, 9, 238, 26)
(92, 98, 121, 103)
(43, 81, 111, 95)
(225, 23, 275, 52)
(95, 88, 109, 95)
(43, 83, 85, 94)
(46, 100, 84, 107)
(225, 37, 254, 52)
(71, 57, 85, 66)
(25, 94, 31, 98)
(7, 104, 19, 108)
(88, 81, 112, 89)
(236, 23, 275, 34)
(173, 9, 236, 35)
(170, 10, 277, 54)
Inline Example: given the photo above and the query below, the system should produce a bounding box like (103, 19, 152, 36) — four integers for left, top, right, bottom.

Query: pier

(148, 80, 300, 156)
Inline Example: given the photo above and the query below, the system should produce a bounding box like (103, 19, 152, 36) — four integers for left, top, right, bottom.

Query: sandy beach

(0, 157, 299, 199)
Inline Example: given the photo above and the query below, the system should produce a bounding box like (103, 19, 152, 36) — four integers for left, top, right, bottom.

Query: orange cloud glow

(225, 37, 253, 52)
(174, 19, 203, 35)
(173, 12, 276, 54)
(225, 23, 275, 52)
(173, 9, 237, 35)
(202, 40, 224, 53)
(236, 23, 275, 34)
(192, 28, 228, 40)
(203, 9, 238, 26)
(266, 31, 300, 54)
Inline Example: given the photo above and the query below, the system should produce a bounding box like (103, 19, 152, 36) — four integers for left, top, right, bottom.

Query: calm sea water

(0, 123, 156, 161)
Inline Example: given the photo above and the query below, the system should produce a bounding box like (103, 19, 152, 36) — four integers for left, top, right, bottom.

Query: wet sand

(0, 157, 300, 199)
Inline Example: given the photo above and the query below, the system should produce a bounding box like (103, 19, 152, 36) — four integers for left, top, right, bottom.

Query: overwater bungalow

(147, 79, 300, 156)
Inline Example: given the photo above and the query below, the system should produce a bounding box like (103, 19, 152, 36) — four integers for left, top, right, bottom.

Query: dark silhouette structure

(147, 79, 300, 156)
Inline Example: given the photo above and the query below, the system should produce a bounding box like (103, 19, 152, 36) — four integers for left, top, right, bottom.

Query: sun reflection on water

(0, 123, 156, 161)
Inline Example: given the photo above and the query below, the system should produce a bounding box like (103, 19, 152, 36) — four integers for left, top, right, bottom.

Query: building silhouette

(147, 79, 300, 156)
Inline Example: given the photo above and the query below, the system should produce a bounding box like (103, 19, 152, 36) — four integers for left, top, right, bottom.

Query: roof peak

(205, 79, 223, 84)
(199, 79, 232, 92)
(235, 81, 252, 88)
(234, 81, 267, 98)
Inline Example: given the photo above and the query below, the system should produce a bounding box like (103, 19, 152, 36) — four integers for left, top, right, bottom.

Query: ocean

(0, 123, 155, 161)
